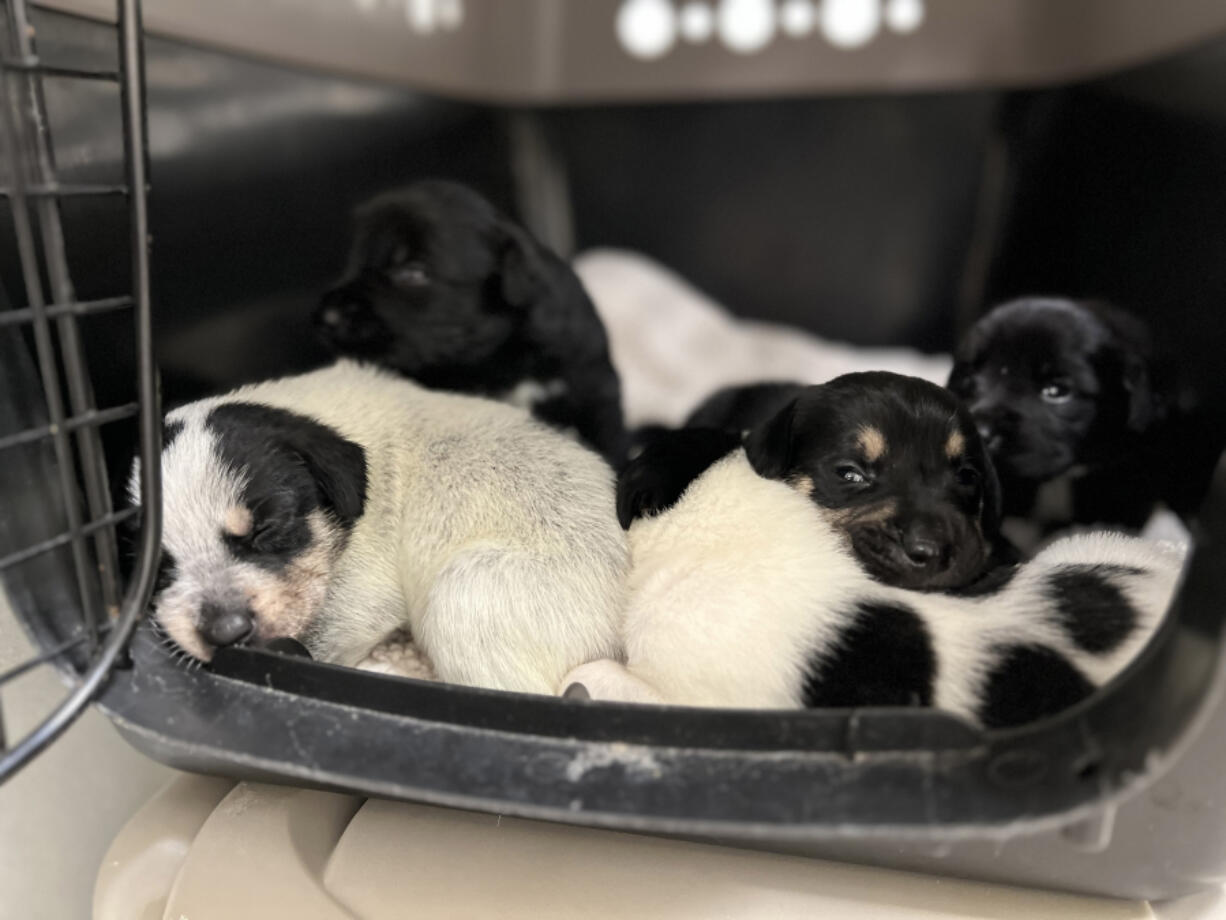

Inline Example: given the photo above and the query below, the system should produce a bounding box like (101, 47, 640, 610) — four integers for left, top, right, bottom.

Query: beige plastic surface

(95, 775, 1156, 920)
(34, 0, 1226, 103)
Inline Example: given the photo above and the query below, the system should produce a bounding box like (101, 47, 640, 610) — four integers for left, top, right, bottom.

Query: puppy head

(948, 297, 1156, 481)
(134, 403, 367, 662)
(745, 372, 1000, 590)
(314, 180, 548, 385)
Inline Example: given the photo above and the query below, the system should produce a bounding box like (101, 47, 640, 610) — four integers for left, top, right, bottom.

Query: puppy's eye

(835, 464, 869, 484)
(1040, 381, 1073, 403)
(956, 466, 981, 488)
(389, 262, 429, 288)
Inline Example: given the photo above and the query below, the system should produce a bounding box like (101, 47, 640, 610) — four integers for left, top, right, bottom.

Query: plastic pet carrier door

(4, 0, 1226, 905)
(0, 0, 160, 780)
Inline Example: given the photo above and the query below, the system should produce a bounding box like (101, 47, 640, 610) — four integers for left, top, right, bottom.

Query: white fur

(574, 249, 952, 427)
(564, 450, 1186, 725)
(142, 360, 627, 695)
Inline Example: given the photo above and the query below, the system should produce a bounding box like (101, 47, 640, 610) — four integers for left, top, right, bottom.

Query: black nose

(902, 534, 942, 566)
(316, 287, 364, 329)
(199, 603, 254, 647)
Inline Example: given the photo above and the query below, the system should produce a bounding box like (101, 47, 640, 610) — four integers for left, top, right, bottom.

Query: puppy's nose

(199, 602, 254, 647)
(902, 534, 943, 567)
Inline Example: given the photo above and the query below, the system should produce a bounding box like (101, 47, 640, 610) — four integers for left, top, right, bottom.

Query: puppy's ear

(281, 424, 368, 527)
(744, 397, 798, 481)
(617, 428, 741, 529)
(497, 221, 547, 309)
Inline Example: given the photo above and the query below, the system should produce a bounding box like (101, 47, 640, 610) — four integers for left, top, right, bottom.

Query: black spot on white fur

(1047, 564, 1144, 654)
(979, 644, 1095, 729)
(163, 419, 184, 450)
(804, 602, 935, 708)
(206, 403, 367, 570)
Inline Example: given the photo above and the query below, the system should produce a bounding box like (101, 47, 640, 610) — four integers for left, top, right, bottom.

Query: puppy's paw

(561, 660, 665, 705)
(355, 627, 436, 681)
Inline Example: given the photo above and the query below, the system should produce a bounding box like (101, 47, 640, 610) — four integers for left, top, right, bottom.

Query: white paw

(561, 660, 665, 705)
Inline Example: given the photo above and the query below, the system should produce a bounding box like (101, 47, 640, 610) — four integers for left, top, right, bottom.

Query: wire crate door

(0, 0, 161, 781)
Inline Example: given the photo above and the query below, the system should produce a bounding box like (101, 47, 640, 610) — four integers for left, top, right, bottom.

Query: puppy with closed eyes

(315, 180, 626, 465)
(564, 382, 1185, 728)
(636, 372, 1004, 591)
(133, 360, 626, 695)
(947, 297, 1217, 545)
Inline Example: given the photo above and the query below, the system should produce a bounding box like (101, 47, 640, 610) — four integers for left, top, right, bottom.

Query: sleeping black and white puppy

(565, 432, 1185, 728)
(947, 297, 1216, 544)
(630, 373, 1004, 591)
(133, 360, 626, 694)
(314, 180, 626, 465)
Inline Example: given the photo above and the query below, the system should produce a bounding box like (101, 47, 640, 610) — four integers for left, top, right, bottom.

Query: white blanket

(575, 248, 953, 428)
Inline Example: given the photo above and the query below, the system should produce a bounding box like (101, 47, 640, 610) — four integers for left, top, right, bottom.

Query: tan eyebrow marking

(857, 426, 886, 462)
(223, 505, 253, 538)
(789, 474, 814, 496)
(945, 430, 966, 460)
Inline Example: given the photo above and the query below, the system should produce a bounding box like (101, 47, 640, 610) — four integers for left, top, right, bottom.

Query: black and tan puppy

(947, 297, 1216, 541)
(625, 372, 1002, 591)
(315, 180, 625, 463)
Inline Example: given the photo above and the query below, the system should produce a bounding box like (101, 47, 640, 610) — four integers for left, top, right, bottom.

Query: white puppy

(135, 360, 626, 695)
(565, 449, 1185, 728)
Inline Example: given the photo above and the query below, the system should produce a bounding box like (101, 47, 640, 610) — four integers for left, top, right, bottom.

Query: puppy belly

(355, 626, 436, 681)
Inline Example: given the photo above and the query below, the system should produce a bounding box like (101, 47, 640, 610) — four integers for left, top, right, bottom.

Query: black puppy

(623, 372, 1003, 591)
(315, 180, 625, 463)
(947, 297, 1215, 540)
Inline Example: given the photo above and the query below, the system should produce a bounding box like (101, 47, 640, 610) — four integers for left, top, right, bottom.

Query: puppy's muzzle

(315, 286, 386, 351)
(199, 601, 255, 648)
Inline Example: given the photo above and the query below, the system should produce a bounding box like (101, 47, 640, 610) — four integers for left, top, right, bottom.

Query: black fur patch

(803, 602, 935, 708)
(979, 644, 1095, 729)
(616, 427, 741, 529)
(1048, 564, 1144, 654)
(163, 419, 184, 450)
(207, 403, 367, 570)
(153, 547, 177, 597)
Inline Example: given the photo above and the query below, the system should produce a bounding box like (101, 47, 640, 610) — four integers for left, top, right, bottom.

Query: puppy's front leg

(562, 660, 666, 705)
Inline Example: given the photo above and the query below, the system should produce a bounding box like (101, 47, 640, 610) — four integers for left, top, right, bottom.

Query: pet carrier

(4, 0, 1226, 905)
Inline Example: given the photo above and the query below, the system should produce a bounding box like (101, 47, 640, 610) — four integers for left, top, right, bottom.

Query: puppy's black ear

(617, 428, 741, 529)
(497, 221, 547, 309)
(744, 397, 798, 481)
(281, 424, 368, 527)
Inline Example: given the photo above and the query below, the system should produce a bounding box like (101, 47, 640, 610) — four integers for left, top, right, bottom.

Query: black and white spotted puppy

(565, 402, 1185, 728)
(315, 180, 626, 465)
(134, 360, 626, 695)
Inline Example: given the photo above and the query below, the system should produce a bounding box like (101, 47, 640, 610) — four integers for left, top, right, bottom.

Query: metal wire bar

(0, 633, 91, 688)
(0, 507, 137, 575)
(0, 12, 103, 655)
(0, 293, 133, 327)
(0, 401, 138, 452)
(0, 182, 128, 197)
(0, 0, 162, 782)
(0, 57, 120, 82)
(7, 0, 123, 617)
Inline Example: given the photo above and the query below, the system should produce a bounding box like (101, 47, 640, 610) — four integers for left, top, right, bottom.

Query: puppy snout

(199, 601, 255, 648)
(902, 533, 943, 567)
(895, 521, 951, 572)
